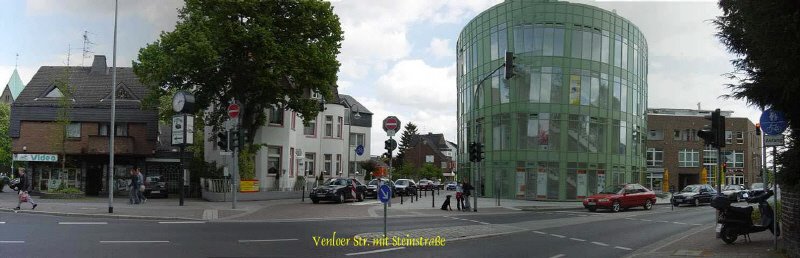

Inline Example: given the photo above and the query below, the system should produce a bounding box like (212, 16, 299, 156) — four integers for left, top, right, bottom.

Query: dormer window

(45, 88, 64, 98)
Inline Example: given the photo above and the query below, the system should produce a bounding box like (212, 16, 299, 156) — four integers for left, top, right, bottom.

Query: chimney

(90, 55, 108, 75)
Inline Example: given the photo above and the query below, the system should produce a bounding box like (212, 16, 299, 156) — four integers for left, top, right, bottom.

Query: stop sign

(228, 104, 240, 118)
(383, 116, 400, 132)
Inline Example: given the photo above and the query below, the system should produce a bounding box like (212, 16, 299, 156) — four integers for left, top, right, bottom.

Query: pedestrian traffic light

(230, 130, 240, 150)
(504, 51, 515, 80)
(216, 132, 228, 151)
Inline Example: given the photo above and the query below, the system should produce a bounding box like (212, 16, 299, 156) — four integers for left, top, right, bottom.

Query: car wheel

(611, 201, 621, 212)
(644, 199, 653, 210)
(337, 193, 346, 204)
(588, 207, 597, 212)
(693, 198, 700, 207)
(312, 198, 320, 204)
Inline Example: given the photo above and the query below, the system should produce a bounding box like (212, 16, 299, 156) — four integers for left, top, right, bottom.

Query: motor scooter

(711, 189, 780, 244)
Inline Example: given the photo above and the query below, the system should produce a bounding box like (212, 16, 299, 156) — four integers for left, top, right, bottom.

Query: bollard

(438, 187, 440, 196)
(410, 191, 413, 203)
(401, 193, 404, 204)
(302, 186, 305, 202)
(432, 189, 435, 208)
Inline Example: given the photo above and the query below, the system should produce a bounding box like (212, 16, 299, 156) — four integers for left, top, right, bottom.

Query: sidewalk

(627, 224, 786, 258)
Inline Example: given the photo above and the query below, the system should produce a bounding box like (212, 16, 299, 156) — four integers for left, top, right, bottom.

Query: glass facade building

(456, 0, 648, 200)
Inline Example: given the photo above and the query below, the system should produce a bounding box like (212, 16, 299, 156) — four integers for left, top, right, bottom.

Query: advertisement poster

(597, 171, 606, 193)
(537, 169, 547, 198)
(577, 170, 587, 198)
(516, 171, 526, 198)
(240, 180, 260, 192)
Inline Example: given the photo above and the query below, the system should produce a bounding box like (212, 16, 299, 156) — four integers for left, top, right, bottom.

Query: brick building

(646, 108, 761, 192)
(403, 133, 457, 181)
(10, 55, 160, 195)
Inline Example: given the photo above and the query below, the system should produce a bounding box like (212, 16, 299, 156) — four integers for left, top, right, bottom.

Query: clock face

(172, 93, 184, 112)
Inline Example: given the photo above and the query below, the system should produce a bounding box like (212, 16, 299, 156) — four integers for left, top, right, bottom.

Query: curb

(517, 206, 585, 211)
(0, 208, 204, 221)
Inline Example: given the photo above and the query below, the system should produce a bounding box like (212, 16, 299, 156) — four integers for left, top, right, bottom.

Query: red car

(582, 184, 657, 212)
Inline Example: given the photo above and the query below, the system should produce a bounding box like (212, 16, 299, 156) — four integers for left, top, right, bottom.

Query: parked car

(394, 179, 417, 196)
(446, 181, 457, 191)
(721, 184, 748, 202)
(143, 175, 168, 198)
(432, 180, 443, 190)
(366, 178, 395, 199)
(582, 183, 656, 212)
(671, 184, 717, 206)
(418, 180, 434, 190)
(310, 178, 367, 204)
(749, 183, 766, 197)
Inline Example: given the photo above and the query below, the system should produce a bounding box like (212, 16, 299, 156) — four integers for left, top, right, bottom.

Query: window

(703, 148, 718, 165)
(679, 149, 700, 167)
(324, 154, 332, 175)
(67, 123, 81, 138)
(350, 133, 365, 146)
(648, 130, 664, 140)
(325, 116, 333, 137)
(304, 118, 316, 136)
(725, 131, 732, 144)
(725, 151, 745, 168)
(646, 148, 663, 167)
(99, 123, 109, 136)
(291, 112, 296, 130)
(673, 130, 682, 140)
(337, 116, 343, 138)
(45, 87, 64, 98)
(269, 107, 283, 126)
(492, 114, 511, 150)
(336, 154, 341, 175)
(305, 153, 316, 176)
(267, 146, 281, 175)
(115, 123, 128, 136)
(736, 131, 744, 144)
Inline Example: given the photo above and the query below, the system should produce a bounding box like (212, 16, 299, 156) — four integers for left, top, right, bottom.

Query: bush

(48, 187, 83, 194)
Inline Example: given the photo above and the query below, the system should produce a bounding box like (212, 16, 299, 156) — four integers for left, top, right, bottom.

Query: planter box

(41, 192, 85, 199)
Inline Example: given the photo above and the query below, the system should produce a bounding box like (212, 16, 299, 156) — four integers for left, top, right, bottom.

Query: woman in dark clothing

(15, 168, 37, 210)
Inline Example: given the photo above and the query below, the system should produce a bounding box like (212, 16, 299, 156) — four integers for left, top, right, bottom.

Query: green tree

(0, 104, 11, 172)
(50, 67, 75, 185)
(714, 0, 800, 191)
(420, 163, 443, 181)
(396, 122, 418, 168)
(359, 160, 379, 179)
(133, 0, 344, 176)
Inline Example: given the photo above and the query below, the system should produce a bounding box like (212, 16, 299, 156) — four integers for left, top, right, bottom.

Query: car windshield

(751, 183, 764, 189)
(682, 186, 699, 193)
(396, 180, 408, 186)
(147, 177, 160, 183)
(723, 185, 740, 191)
(368, 180, 379, 186)
(327, 179, 349, 186)
(600, 185, 624, 194)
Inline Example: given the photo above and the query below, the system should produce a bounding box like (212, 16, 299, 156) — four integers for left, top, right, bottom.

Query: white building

(204, 94, 372, 191)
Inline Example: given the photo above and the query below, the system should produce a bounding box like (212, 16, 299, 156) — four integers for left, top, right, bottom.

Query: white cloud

(375, 60, 456, 110)
(426, 38, 454, 59)
(25, 0, 182, 31)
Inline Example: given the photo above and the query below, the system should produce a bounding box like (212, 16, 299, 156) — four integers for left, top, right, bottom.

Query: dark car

(749, 183, 766, 197)
(582, 184, 657, 212)
(394, 179, 417, 196)
(366, 178, 395, 199)
(143, 175, 168, 198)
(671, 184, 717, 206)
(310, 178, 367, 204)
(721, 184, 747, 202)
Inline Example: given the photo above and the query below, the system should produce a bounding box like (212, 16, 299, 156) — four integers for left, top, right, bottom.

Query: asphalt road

(0, 204, 716, 258)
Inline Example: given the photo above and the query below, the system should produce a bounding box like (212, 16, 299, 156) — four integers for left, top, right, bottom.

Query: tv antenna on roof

(81, 30, 96, 66)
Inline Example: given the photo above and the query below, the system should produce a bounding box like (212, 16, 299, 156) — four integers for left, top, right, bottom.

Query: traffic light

(468, 142, 484, 162)
(468, 142, 476, 162)
(504, 51, 515, 80)
(216, 131, 228, 151)
(384, 139, 397, 153)
(755, 123, 761, 136)
(713, 109, 726, 148)
(697, 127, 716, 147)
(230, 130, 240, 150)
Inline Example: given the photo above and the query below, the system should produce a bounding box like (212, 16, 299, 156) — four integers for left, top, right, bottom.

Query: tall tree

(0, 103, 11, 172)
(133, 0, 344, 175)
(50, 67, 75, 183)
(714, 0, 800, 191)
(396, 122, 418, 168)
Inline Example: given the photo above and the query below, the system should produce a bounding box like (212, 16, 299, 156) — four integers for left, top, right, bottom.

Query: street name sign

(765, 135, 785, 147)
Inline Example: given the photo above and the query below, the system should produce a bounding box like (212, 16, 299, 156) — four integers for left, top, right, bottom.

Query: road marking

(641, 219, 653, 222)
(533, 231, 547, 234)
(657, 220, 669, 223)
(0, 241, 24, 244)
(569, 238, 586, 242)
(592, 241, 610, 246)
(478, 222, 490, 225)
(624, 218, 635, 220)
(345, 247, 406, 256)
(692, 224, 702, 226)
(550, 234, 566, 238)
(78, 207, 98, 210)
(0, 222, 5, 224)
(202, 209, 218, 220)
(615, 246, 633, 251)
(238, 239, 298, 243)
(100, 241, 169, 244)
(158, 221, 206, 224)
(349, 201, 381, 206)
(59, 222, 107, 225)
(549, 254, 565, 258)
(672, 222, 687, 225)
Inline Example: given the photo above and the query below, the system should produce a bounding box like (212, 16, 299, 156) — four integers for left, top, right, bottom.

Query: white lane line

(478, 222, 491, 225)
(238, 239, 298, 243)
(0, 222, 6, 224)
(692, 224, 702, 226)
(641, 219, 653, 222)
(100, 241, 169, 244)
(591, 241, 610, 246)
(615, 246, 633, 251)
(345, 247, 406, 256)
(549, 254, 566, 258)
(533, 231, 547, 234)
(158, 221, 206, 224)
(59, 222, 108, 225)
(78, 208, 98, 210)
(623, 218, 635, 220)
(673, 222, 687, 225)
(657, 220, 669, 223)
(550, 234, 566, 238)
(569, 238, 586, 242)
(0, 241, 24, 244)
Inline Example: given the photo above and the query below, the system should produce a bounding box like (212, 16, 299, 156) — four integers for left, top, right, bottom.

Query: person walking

(135, 167, 147, 203)
(15, 168, 37, 210)
(129, 167, 141, 204)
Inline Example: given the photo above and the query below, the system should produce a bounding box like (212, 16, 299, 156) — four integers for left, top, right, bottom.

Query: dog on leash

(441, 195, 453, 211)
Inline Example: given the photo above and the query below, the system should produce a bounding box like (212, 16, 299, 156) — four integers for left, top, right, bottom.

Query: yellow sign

(662, 168, 670, 193)
(700, 167, 708, 184)
(240, 180, 259, 192)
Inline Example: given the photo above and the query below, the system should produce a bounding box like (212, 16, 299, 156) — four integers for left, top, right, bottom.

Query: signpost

(378, 184, 391, 237)
(759, 108, 787, 250)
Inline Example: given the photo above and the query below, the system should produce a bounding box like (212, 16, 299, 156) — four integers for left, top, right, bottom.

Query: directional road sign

(378, 184, 391, 203)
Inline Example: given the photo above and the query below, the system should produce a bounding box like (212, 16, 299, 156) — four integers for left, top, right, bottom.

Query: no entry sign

(383, 116, 401, 136)
(228, 104, 240, 119)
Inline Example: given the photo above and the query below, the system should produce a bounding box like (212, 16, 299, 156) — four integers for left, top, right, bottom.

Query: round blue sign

(355, 145, 364, 156)
(760, 108, 788, 135)
(378, 184, 391, 203)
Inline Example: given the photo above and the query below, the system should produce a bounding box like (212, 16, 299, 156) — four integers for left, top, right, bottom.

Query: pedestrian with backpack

(15, 168, 37, 210)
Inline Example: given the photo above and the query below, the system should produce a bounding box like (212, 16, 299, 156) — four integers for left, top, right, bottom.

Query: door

(86, 165, 102, 196)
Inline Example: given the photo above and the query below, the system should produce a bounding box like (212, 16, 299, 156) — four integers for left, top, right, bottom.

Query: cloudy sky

(0, 0, 762, 155)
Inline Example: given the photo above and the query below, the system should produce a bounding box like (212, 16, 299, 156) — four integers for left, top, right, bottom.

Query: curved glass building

(457, 0, 648, 200)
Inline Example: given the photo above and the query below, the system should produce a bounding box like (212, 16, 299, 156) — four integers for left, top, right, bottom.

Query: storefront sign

(13, 154, 58, 162)
(240, 180, 259, 192)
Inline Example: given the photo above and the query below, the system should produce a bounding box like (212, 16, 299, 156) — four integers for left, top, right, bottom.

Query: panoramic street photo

(0, 0, 798, 257)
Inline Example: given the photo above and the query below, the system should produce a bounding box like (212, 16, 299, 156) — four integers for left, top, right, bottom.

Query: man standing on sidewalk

(15, 168, 37, 210)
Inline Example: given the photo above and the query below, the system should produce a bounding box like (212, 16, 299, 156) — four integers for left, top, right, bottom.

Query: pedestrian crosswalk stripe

(349, 201, 381, 206)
